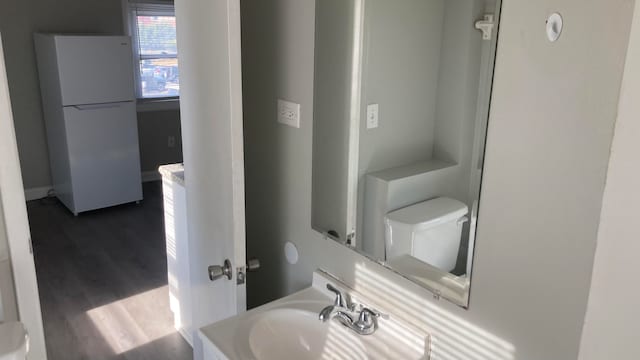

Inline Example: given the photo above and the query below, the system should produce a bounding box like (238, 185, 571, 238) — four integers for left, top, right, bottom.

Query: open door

(174, 0, 246, 357)
(0, 34, 47, 359)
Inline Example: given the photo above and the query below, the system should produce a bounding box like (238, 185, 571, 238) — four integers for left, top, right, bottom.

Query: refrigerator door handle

(71, 102, 131, 111)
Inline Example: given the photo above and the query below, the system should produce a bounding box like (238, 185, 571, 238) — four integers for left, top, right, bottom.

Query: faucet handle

(326, 283, 347, 308)
(351, 307, 386, 335)
(357, 307, 380, 325)
(357, 307, 389, 325)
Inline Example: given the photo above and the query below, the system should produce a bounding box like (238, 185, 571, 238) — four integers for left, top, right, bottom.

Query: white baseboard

(141, 171, 162, 183)
(24, 186, 53, 201)
(24, 171, 161, 202)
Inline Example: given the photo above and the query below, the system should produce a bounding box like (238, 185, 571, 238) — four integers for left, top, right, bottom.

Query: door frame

(0, 33, 47, 359)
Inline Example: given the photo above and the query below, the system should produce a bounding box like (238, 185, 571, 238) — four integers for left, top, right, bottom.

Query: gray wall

(358, 0, 444, 175)
(433, 0, 484, 166)
(433, 0, 486, 206)
(241, 0, 634, 359)
(355, 0, 446, 255)
(311, 0, 356, 240)
(578, 1, 640, 357)
(137, 109, 183, 172)
(0, 0, 182, 189)
(242, 0, 320, 305)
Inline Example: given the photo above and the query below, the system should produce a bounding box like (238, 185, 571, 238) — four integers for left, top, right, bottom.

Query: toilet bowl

(384, 197, 468, 272)
(0, 322, 28, 360)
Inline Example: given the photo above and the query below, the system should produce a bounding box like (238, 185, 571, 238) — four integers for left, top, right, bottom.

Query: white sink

(246, 308, 365, 360)
(248, 309, 330, 359)
(199, 272, 429, 359)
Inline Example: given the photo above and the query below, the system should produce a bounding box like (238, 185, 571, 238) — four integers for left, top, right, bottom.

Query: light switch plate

(367, 103, 379, 129)
(278, 99, 301, 128)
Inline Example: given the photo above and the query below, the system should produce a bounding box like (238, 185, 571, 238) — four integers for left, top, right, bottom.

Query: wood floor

(28, 182, 192, 360)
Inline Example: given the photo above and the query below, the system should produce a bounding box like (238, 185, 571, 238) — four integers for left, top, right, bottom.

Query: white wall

(578, 1, 640, 358)
(0, 199, 7, 262)
(242, 0, 635, 359)
(0, 198, 19, 323)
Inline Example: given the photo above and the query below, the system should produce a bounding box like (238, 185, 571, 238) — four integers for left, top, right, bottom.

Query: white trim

(346, 0, 365, 241)
(142, 170, 162, 182)
(0, 33, 47, 359)
(0, 258, 18, 323)
(24, 186, 53, 202)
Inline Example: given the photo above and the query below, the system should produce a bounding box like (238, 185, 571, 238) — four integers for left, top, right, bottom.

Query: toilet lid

(0, 322, 28, 359)
(386, 197, 468, 228)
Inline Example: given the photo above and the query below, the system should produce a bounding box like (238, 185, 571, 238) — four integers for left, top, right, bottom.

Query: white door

(53, 35, 136, 105)
(174, 0, 246, 358)
(0, 34, 47, 359)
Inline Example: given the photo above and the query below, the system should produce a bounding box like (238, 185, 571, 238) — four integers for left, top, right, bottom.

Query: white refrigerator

(35, 34, 143, 215)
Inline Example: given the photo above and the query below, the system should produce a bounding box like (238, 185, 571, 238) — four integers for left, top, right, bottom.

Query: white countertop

(199, 271, 430, 359)
(158, 163, 184, 186)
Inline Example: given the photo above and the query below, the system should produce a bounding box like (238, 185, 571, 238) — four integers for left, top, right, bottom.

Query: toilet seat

(0, 322, 28, 360)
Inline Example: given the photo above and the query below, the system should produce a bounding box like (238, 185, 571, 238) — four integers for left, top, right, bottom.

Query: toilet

(384, 197, 469, 272)
(0, 322, 28, 360)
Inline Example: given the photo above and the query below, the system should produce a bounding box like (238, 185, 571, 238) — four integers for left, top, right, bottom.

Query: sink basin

(248, 309, 365, 359)
(199, 272, 429, 359)
(249, 309, 328, 359)
(234, 304, 371, 360)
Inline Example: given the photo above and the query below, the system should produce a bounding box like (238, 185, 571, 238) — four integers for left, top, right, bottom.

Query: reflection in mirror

(312, 0, 501, 307)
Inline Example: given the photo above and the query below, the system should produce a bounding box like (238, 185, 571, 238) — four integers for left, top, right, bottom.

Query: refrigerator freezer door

(64, 101, 142, 213)
(55, 35, 136, 106)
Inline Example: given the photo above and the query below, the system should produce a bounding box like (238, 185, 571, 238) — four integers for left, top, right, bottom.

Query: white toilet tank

(384, 197, 468, 272)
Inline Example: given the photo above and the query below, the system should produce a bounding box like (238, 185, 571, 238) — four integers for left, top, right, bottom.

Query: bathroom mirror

(311, 0, 501, 307)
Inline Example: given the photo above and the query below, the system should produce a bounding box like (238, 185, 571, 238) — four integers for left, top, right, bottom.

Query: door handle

(208, 259, 233, 281)
(71, 103, 125, 111)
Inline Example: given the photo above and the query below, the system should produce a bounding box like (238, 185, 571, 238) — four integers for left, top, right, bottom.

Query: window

(127, 2, 179, 100)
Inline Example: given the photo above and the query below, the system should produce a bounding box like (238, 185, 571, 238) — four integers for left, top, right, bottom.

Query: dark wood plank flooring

(28, 182, 192, 360)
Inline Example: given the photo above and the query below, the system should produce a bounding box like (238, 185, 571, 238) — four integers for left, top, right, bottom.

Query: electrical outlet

(168, 136, 176, 148)
(367, 104, 379, 129)
(278, 99, 300, 128)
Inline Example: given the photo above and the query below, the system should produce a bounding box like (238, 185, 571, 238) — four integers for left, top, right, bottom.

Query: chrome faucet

(332, 307, 381, 335)
(319, 283, 383, 335)
(319, 283, 353, 321)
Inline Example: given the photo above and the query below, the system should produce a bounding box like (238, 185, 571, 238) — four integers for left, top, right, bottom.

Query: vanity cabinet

(160, 164, 194, 346)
